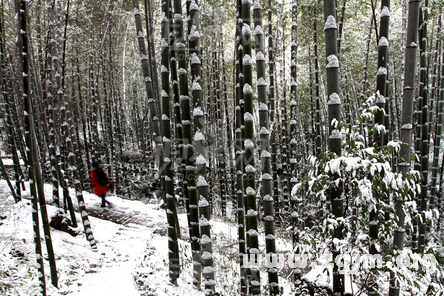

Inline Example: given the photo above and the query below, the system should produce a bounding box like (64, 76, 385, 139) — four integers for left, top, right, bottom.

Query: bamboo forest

(1, 0, 444, 295)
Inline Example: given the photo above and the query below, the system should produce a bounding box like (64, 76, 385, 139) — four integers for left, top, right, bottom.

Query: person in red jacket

(90, 161, 112, 208)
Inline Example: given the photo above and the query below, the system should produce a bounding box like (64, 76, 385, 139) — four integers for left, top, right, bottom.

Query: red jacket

(90, 169, 109, 195)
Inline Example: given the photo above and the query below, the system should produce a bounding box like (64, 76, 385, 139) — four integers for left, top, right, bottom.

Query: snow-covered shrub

(0, 196, 41, 295)
(125, 175, 159, 200)
(291, 94, 444, 294)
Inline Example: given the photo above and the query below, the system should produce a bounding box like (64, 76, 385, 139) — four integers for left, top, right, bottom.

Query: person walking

(90, 161, 112, 208)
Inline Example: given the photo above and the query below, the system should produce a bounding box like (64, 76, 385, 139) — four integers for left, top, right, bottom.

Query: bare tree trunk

(390, 0, 421, 295)
(19, 0, 56, 291)
(430, 15, 442, 210)
(160, 0, 180, 284)
(323, 0, 343, 294)
(417, 2, 430, 253)
(235, 0, 247, 292)
(242, 0, 261, 293)
(254, 0, 279, 294)
(314, 3, 323, 156)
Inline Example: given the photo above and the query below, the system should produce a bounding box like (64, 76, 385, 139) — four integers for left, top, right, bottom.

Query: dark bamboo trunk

(323, 0, 343, 294)
(390, 0, 421, 295)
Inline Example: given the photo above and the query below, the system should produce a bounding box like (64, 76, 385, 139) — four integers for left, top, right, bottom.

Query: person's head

(91, 161, 100, 170)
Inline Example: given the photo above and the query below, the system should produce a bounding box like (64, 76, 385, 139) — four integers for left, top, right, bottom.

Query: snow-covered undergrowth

(0, 191, 103, 296)
(0, 181, 202, 296)
(0, 167, 442, 296)
(292, 145, 444, 295)
(0, 194, 41, 295)
(132, 210, 300, 295)
(1, 94, 443, 295)
(291, 94, 444, 295)
(0, 180, 294, 296)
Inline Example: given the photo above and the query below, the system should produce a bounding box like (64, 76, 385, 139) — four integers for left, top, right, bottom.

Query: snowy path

(69, 221, 152, 296)
(0, 180, 175, 295)
(73, 261, 140, 295)
(0, 179, 360, 295)
(85, 203, 154, 227)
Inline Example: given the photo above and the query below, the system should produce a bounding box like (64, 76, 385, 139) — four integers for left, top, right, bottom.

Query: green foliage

(125, 175, 158, 200)
(291, 95, 443, 293)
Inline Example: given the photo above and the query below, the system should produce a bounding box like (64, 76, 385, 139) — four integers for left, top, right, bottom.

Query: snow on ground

(0, 179, 246, 295)
(0, 178, 347, 295)
(0, 179, 200, 295)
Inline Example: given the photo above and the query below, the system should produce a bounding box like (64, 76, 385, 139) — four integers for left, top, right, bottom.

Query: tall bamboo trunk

(214, 38, 227, 217)
(289, 0, 301, 288)
(369, 1, 390, 294)
(144, 0, 161, 109)
(337, 0, 347, 55)
(189, 0, 215, 292)
(430, 15, 442, 210)
(267, 0, 279, 227)
(374, 1, 390, 148)
(0, 14, 22, 201)
(64, 103, 97, 251)
(278, 11, 290, 222)
(390, 0, 421, 295)
(45, 0, 60, 207)
(221, 35, 234, 217)
(19, 1, 51, 292)
(323, 0, 343, 294)
(51, 0, 78, 225)
(235, 0, 247, 292)
(361, 16, 373, 144)
(417, 2, 430, 253)
(132, 0, 162, 174)
(172, 0, 202, 287)
(254, 0, 278, 294)
(169, 5, 185, 213)
(313, 4, 322, 156)
(160, 0, 180, 284)
(435, 34, 444, 232)
(428, 15, 441, 131)
(242, 0, 261, 294)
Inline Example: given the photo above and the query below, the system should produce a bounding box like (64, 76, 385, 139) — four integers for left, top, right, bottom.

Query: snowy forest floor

(0, 178, 213, 295)
(0, 178, 307, 296)
(4, 174, 442, 295)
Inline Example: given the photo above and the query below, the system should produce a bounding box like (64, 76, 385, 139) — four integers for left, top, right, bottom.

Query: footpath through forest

(0, 177, 361, 295)
(0, 179, 206, 296)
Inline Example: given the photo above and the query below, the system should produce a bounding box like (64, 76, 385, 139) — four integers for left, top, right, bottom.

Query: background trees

(1, 0, 443, 294)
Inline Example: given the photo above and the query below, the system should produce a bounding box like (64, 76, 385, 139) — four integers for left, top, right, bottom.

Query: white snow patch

(242, 24, 251, 35)
(328, 92, 341, 105)
(381, 6, 390, 17)
(243, 83, 253, 94)
(256, 51, 265, 61)
(244, 112, 254, 122)
(243, 54, 253, 65)
(378, 36, 389, 47)
(254, 25, 264, 36)
(194, 131, 205, 142)
(324, 15, 337, 30)
(326, 54, 339, 68)
(377, 67, 387, 76)
(244, 139, 254, 148)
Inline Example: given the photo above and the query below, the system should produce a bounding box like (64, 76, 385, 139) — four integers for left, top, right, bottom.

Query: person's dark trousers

(99, 194, 106, 207)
